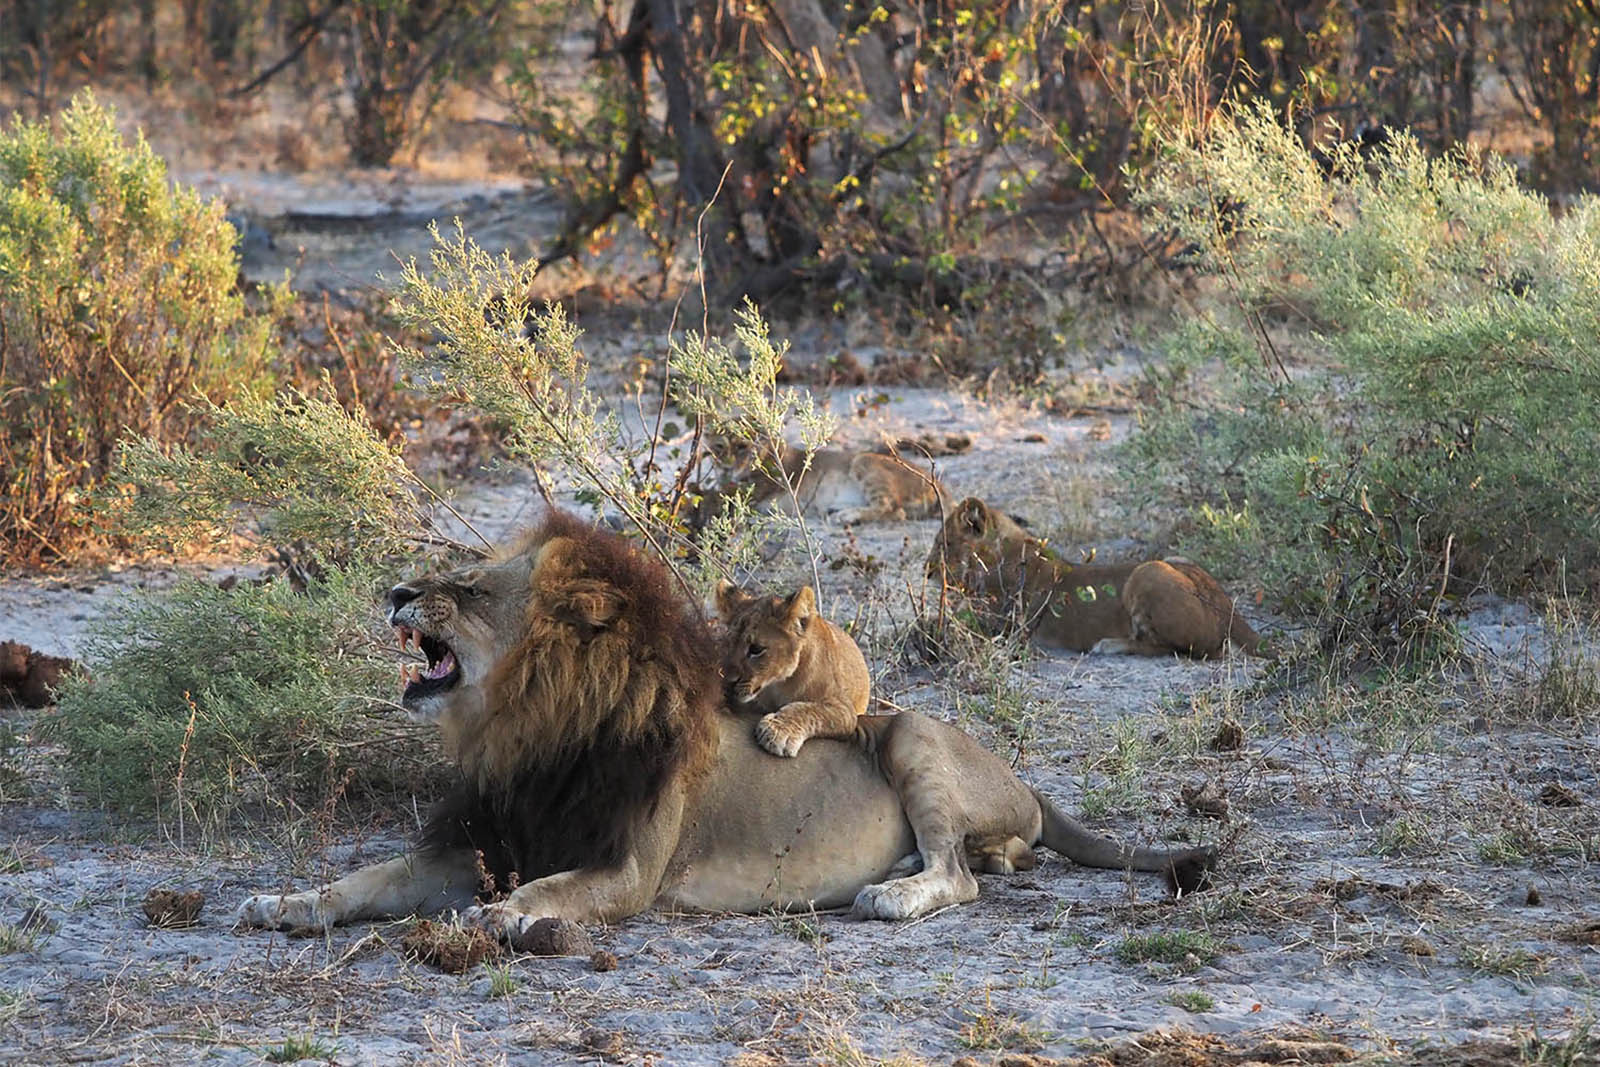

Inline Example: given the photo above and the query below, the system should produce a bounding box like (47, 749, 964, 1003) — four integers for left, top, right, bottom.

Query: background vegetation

(4, 0, 1600, 305)
(1132, 103, 1600, 662)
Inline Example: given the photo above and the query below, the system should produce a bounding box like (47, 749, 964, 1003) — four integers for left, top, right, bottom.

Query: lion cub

(715, 581, 870, 757)
(928, 497, 1262, 658)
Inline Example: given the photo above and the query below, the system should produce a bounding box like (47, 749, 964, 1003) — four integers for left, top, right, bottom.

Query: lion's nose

(388, 585, 422, 613)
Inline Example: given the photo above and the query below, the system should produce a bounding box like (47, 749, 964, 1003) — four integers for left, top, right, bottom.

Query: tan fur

(927, 497, 1261, 657)
(237, 515, 1214, 936)
(706, 444, 949, 525)
(715, 582, 871, 757)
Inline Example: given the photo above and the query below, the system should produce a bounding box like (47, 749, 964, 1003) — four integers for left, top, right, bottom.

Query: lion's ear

(714, 580, 750, 619)
(960, 498, 989, 535)
(564, 587, 625, 630)
(785, 585, 816, 633)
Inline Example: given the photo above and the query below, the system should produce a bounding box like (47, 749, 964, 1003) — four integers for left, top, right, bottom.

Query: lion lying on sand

(928, 498, 1261, 657)
(237, 512, 1213, 936)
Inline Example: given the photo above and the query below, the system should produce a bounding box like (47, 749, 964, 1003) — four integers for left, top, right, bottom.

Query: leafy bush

(0, 91, 280, 565)
(110, 386, 426, 561)
(43, 565, 440, 827)
(1131, 103, 1600, 659)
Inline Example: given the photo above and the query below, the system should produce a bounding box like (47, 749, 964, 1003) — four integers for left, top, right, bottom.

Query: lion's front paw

(461, 902, 538, 944)
(755, 712, 807, 758)
(235, 891, 328, 931)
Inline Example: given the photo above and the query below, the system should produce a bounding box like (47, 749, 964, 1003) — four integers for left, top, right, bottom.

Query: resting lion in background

(698, 443, 950, 526)
(928, 498, 1261, 657)
(237, 512, 1213, 936)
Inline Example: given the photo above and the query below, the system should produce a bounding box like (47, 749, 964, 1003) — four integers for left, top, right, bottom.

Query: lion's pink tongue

(424, 650, 456, 680)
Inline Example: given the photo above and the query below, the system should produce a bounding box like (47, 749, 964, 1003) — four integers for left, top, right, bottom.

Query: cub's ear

(714, 579, 750, 619)
(785, 585, 816, 632)
(959, 497, 989, 534)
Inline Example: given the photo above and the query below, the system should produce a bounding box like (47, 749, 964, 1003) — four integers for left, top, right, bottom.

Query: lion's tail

(1032, 788, 1215, 895)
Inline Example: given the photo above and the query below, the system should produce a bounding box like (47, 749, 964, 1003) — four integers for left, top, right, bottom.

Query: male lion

(237, 512, 1213, 936)
(715, 581, 869, 757)
(928, 498, 1261, 657)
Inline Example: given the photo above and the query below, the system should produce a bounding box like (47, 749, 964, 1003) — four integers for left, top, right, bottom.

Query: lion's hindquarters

(1124, 560, 1255, 658)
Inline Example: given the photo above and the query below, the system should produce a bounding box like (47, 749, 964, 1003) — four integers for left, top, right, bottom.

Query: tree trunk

(644, 0, 746, 285)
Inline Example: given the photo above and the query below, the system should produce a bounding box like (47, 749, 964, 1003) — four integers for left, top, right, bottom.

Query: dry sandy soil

(1, 169, 1597, 1066)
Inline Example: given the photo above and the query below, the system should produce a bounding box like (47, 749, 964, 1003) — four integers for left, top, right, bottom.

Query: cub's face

(926, 497, 1020, 581)
(714, 582, 815, 704)
(387, 551, 534, 723)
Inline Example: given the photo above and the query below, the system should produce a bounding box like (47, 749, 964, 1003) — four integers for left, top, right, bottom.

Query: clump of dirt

(1181, 779, 1230, 820)
(1309, 877, 1444, 904)
(401, 919, 498, 973)
(591, 949, 619, 971)
(1556, 919, 1600, 945)
(142, 888, 204, 929)
(1537, 782, 1581, 807)
(1209, 718, 1246, 751)
(511, 916, 594, 956)
(955, 1030, 1359, 1065)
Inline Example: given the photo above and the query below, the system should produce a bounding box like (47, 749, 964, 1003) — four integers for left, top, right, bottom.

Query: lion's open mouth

(395, 625, 461, 700)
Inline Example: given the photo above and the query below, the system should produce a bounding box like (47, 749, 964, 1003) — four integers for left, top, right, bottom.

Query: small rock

(1538, 782, 1581, 808)
(590, 949, 618, 972)
(1209, 718, 1245, 752)
(142, 888, 204, 928)
(1400, 936, 1435, 957)
(1526, 884, 1543, 907)
(510, 916, 593, 956)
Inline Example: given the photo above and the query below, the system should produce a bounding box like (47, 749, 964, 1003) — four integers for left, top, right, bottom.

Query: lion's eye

(748, 644, 765, 658)
(462, 586, 486, 600)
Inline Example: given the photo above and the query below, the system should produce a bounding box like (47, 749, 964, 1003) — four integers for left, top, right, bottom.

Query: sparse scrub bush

(0, 92, 281, 565)
(391, 224, 834, 599)
(1131, 103, 1600, 661)
(109, 386, 427, 560)
(43, 564, 440, 826)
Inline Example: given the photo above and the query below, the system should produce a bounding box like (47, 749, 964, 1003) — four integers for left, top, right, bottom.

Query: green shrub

(0, 91, 280, 565)
(43, 565, 440, 827)
(1131, 103, 1600, 659)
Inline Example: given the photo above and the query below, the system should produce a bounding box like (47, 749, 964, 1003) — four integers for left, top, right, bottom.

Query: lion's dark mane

(420, 510, 721, 895)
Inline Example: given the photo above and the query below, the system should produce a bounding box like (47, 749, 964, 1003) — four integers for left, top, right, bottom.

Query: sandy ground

(1, 157, 1597, 1064)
